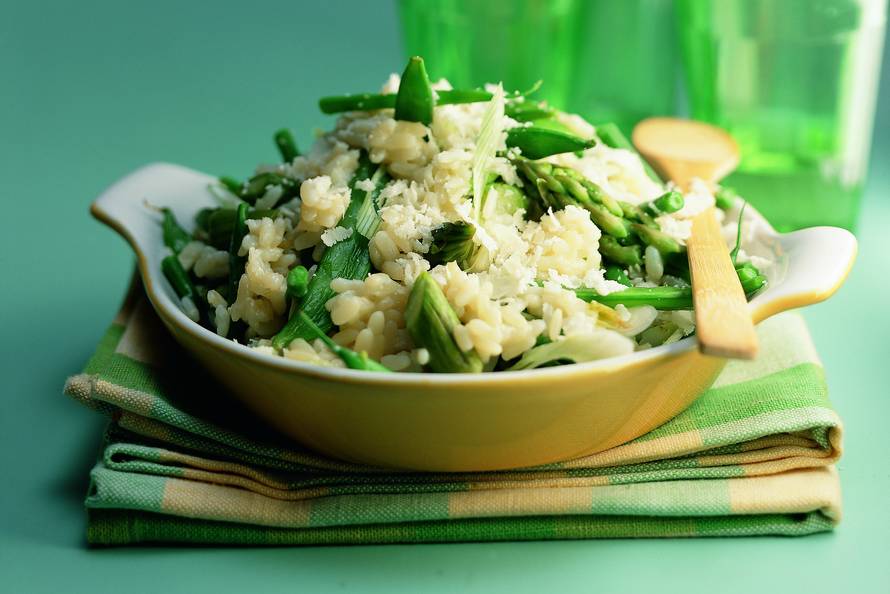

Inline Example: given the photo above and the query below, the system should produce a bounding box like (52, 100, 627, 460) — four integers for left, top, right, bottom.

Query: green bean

(297, 311, 391, 372)
(435, 89, 493, 105)
(577, 286, 692, 310)
(506, 126, 596, 160)
(286, 265, 310, 301)
(201, 207, 278, 249)
(595, 122, 663, 184)
(272, 155, 387, 349)
(161, 208, 191, 255)
(576, 263, 766, 310)
(227, 202, 250, 299)
(318, 88, 497, 115)
(161, 254, 197, 301)
(394, 56, 434, 125)
(274, 128, 300, 162)
(599, 236, 642, 267)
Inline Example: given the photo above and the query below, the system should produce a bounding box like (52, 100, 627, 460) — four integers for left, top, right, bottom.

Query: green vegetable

(730, 201, 748, 264)
(427, 222, 488, 271)
(394, 56, 434, 125)
(648, 190, 684, 215)
(631, 223, 683, 256)
(472, 85, 506, 219)
(576, 262, 766, 310)
(239, 172, 297, 206)
(619, 200, 659, 229)
(505, 100, 557, 122)
(506, 126, 596, 160)
(516, 158, 628, 237)
(406, 272, 483, 373)
(594, 122, 663, 184)
(219, 176, 242, 195)
(577, 285, 692, 310)
(161, 254, 197, 302)
(318, 88, 489, 114)
(227, 202, 250, 299)
(273, 128, 300, 162)
(198, 207, 278, 249)
(272, 155, 385, 350)
(354, 167, 390, 239)
(296, 311, 391, 372)
(286, 266, 310, 301)
(735, 262, 767, 294)
(318, 85, 537, 115)
(599, 236, 642, 267)
(507, 333, 634, 370)
(604, 265, 632, 287)
(487, 182, 528, 216)
(161, 208, 191, 255)
(715, 186, 738, 210)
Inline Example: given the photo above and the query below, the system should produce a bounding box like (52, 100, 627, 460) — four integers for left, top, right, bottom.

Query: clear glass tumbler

(677, 0, 887, 231)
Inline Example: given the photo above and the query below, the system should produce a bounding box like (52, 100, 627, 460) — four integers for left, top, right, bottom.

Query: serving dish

(92, 162, 856, 471)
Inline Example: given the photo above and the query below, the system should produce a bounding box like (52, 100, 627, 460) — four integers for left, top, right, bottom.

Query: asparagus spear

(427, 222, 487, 270)
(405, 272, 483, 373)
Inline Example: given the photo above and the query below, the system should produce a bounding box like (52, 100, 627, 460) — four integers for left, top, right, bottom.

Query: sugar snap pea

(506, 126, 596, 160)
(394, 56, 434, 125)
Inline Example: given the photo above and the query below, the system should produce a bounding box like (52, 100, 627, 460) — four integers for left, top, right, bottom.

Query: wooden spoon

(632, 117, 758, 360)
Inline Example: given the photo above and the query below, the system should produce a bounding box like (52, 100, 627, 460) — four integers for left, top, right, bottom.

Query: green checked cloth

(65, 281, 843, 545)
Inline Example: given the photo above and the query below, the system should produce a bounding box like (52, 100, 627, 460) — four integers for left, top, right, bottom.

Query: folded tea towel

(66, 281, 842, 545)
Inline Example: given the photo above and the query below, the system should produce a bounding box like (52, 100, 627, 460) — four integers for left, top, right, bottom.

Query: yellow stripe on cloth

(728, 466, 841, 520)
(448, 486, 596, 518)
(161, 477, 313, 527)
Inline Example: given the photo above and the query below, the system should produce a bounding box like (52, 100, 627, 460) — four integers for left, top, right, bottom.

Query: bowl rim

(90, 162, 852, 388)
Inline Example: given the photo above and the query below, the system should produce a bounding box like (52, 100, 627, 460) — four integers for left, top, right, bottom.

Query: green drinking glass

(397, 0, 585, 109)
(677, 0, 887, 231)
(566, 0, 681, 135)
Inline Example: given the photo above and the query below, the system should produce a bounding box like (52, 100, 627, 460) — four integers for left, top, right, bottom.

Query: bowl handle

(750, 226, 857, 324)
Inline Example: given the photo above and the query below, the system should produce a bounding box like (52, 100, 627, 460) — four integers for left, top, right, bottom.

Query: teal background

(1, 1, 888, 592)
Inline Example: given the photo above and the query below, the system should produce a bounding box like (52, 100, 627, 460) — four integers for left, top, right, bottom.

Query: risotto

(158, 57, 769, 373)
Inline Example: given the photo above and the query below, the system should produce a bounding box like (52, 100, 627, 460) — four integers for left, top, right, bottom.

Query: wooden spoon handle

(688, 207, 759, 360)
